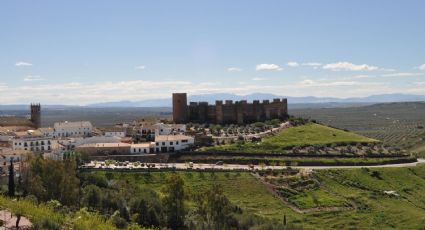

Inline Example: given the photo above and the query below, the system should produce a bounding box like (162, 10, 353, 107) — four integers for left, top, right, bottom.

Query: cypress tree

(8, 159, 15, 197)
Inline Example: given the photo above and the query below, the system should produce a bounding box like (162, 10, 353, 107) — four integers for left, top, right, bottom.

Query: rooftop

(54, 121, 93, 128)
(77, 143, 131, 148)
(155, 134, 193, 142)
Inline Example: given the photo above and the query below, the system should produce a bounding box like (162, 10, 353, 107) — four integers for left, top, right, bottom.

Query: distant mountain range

(87, 93, 425, 108)
(1, 93, 425, 110)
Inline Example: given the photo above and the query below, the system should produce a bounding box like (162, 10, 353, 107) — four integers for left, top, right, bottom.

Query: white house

(104, 127, 126, 138)
(130, 142, 155, 154)
(53, 121, 93, 138)
(38, 127, 55, 137)
(154, 123, 186, 135)
(59, 136, 122, 150)
(12, 130, 57, 152)
(154, 134, 194, 153)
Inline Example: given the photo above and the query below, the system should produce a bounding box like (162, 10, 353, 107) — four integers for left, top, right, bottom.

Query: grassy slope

(202, 123, 378, 153)
(93, 165, 425, 229)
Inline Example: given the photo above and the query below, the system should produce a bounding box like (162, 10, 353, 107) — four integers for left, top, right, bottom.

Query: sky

(1, 0, 425, 105)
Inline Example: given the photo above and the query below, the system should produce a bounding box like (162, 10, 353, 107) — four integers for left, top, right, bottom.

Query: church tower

(30, 103, 41, 129)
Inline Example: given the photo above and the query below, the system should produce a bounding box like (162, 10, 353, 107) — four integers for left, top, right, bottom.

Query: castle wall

(172, 93, 288, 124)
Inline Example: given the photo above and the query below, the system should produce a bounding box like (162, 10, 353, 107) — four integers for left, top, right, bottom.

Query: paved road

(83, 158, 425, 171)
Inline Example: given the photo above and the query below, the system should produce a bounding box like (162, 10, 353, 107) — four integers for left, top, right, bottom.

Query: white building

(130, 142, 155, 154)
(59, 136, 122, 150)
(154, 134, 194, 153)
(154, 123, 186, 135)
(53, 121, 93, 138)
(12, 130, 57, 152)
(104, 127, 126, 138)
(38, 127, 55, 137)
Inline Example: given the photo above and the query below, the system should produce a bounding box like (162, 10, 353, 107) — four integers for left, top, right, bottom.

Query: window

(176, 141, 179, 145)
(156, 142, 159, 146)
(182, 140, 188, 143)
(170, 141, 173, 145)
(143, 149, 146, 153)
(162, 142, 165, 146)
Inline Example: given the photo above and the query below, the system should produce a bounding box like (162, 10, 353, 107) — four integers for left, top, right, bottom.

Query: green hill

(88, 164, 425, 229)
(202, 123, 378, 153)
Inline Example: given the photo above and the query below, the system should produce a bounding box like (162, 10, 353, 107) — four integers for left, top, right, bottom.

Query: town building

(11, 130, 56, 152)
(154, 134, 194, 153)
(75, 142, 131, 155)
(103, 127, 127, 138)
(53, 121, 93, 137)
(172, 93, 288, 124)
(130, 142, 155, 154)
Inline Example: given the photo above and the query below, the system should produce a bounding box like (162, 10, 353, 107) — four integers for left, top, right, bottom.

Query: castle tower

(30, 103, 41, 129)
(172, 93, 188, 123)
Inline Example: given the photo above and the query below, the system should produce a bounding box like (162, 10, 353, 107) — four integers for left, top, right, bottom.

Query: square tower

(30, 103, 41, 128)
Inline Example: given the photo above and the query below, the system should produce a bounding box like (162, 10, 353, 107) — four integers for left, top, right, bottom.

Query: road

(82, 158, 425, 171)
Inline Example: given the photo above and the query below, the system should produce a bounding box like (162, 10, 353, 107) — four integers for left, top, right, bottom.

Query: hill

(87, 164, 425, 229)
(291, 102, 425, 152)
(201, 123, 378, 153)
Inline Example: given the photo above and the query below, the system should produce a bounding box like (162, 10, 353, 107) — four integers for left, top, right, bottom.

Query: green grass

(90, 164, 425, 229)
(288, 189, 348, 209)
(202, 123, 378, 153)
(177, 155, 414, 166)
(95, 171, 300, 221)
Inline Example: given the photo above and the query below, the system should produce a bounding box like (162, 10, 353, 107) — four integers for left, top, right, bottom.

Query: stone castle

(172, 93, 288, 124)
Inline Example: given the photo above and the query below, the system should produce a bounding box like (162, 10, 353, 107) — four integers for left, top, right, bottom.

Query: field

(201, 123, 378, 153)
(88, 165, 425, 229)
(291, 102, 425, 153)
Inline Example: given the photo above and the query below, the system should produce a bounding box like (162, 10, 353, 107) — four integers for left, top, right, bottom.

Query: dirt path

(0, 210, 32, 229)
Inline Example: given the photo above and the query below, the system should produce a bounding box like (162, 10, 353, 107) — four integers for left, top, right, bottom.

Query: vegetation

(291, 102, 425, 153)
(86, 166, 425, 229)
(201, 123, 378, 153)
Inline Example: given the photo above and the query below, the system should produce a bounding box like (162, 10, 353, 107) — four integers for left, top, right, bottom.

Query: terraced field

(88, 165, 425, 229)
(291, 102, 425, 151)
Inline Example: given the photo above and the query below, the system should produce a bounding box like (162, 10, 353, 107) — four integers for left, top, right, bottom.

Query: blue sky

(1, 0, 425, 104)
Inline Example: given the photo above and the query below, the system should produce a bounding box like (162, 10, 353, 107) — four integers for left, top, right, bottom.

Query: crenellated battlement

(172, 93, 288, 124)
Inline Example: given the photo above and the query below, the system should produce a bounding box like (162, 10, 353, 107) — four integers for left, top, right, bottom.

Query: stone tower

(172, 93, 188, 123)
(30, 103, 41, 129)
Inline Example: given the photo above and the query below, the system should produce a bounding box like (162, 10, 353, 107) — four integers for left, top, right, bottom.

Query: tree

(23, 156, 80, 206)
(8, 159, 15, 197)
(162, 174, 186, 230)
(193, 183, 236, 230)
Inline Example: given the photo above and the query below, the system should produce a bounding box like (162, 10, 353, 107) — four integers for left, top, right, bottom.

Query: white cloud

(23, 75, 45, 82)
(287, 62, 299, 67)
(256, 64, 283, 71)
(227, 67, 242, 72)
(418, 64, 425, 70)
(298, 79, 361, 87)
(323, 62, 379, 71)
(382, 72, 424, 77)
(15, 61, 33, 67)
(252, 77, 265, 81)
(302, 62, 322, 67)
(135, 65, 146, 70)
(414, 82, 425, 86)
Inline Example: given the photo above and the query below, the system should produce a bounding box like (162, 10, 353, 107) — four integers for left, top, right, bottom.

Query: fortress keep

(172, 93, 288, 124)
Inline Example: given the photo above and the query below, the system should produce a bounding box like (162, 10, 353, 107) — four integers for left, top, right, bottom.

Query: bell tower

(30, 103, 41, 129)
